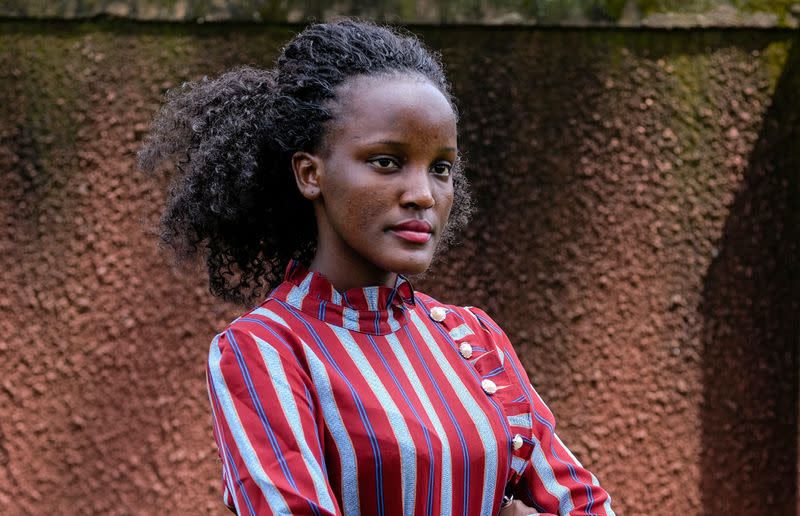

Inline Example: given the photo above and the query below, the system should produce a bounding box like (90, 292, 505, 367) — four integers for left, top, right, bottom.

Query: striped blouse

(206, 260, 614, 515)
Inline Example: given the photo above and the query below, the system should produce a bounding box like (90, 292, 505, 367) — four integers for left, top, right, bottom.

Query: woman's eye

(369, 157, 400, 169)
(431, 162, 452, 177)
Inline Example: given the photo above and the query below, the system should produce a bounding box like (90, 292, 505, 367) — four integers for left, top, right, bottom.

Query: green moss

(761, 40, 791, 94)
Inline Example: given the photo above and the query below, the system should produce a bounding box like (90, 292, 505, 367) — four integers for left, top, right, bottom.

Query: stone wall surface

(0, 20, 797, 515)
(2, 0, 800, 27)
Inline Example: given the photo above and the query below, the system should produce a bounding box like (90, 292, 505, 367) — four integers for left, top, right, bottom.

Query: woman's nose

(399, 168, 435, 209)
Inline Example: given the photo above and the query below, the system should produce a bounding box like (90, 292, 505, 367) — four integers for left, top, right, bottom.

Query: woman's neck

(309, 252, 398, 293)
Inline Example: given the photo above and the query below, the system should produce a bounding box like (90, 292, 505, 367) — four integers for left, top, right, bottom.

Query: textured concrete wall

(2, 0, 800, 27)
(0, 20, 797, 515)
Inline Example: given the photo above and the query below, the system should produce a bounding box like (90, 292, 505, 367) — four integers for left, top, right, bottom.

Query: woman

(139, 19, 614, 516)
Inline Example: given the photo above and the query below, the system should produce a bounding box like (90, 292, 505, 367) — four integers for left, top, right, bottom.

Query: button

(459, 342, 473, 359)
(430, 306, 447, 322)
(481, 379, 497, 395)
(512, 434, 523, 450)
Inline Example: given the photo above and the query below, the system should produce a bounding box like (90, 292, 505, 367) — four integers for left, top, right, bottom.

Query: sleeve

(514, 384, 615, 516)
(205, 325, 342, 516)
(465, 307, 614, 516)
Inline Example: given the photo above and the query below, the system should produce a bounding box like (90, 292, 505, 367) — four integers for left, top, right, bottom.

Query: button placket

(430, 302, 536, 481)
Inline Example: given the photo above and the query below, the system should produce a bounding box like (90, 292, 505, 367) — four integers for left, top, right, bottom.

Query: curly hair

(138, 19, 472, 306)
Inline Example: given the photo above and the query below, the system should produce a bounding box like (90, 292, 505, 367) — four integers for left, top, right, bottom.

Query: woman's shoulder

(210, 297, 305, 354)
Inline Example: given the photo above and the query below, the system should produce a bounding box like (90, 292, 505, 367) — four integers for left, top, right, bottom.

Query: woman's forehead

(330, 75, 457, 141)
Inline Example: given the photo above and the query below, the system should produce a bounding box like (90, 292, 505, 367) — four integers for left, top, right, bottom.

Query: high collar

(270, 260, 416, 334)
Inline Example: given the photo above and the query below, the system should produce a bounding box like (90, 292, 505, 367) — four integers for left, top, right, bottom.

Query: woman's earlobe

(291, 151, 322, 200)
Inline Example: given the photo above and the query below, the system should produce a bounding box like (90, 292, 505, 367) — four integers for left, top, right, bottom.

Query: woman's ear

(291, 151, 322, 200)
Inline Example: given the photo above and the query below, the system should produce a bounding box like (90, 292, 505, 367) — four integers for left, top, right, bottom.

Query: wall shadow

(699, 34, 800, 514)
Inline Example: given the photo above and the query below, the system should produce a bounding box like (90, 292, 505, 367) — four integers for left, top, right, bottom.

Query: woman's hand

(498, 499, 543, 516)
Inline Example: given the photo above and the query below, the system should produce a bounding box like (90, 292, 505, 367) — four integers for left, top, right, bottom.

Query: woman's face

(293, 74, 457, 287)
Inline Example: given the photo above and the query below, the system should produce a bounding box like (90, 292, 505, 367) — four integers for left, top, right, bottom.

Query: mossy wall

(0, 20, 797, 515)
(2, 0, 800, 26)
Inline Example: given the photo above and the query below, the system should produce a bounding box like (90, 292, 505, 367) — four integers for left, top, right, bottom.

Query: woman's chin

(387, 253, 433, 276)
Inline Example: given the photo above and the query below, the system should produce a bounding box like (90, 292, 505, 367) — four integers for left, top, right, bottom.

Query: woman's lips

(389, 220, 433, 244)
(390, 229, 432, 243)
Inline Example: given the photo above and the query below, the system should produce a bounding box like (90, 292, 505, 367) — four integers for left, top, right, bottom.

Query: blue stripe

(302, 383, 328, 469)
(483, 365, 505, 378)
(364, 288, 379, 311)
(553, 434, 615, 515)
(529, 431, 576, 512)
(473, 312, 502, 334)
(387, 306, 401, 332)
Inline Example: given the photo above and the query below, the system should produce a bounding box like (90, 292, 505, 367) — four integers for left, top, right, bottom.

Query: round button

(459, 342, 473, 359)
(512, 434, 523, 450)
(481, 379, 497, 395)
(430, 306, 447, 322)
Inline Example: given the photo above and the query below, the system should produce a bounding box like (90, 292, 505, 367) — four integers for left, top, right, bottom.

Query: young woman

(139, 19, 614, 516)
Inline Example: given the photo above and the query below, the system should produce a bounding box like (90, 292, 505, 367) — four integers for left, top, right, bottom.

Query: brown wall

(0, 21, 797, 515)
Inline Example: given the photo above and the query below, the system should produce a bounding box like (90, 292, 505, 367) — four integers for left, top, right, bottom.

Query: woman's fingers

(498, 499, 541, 516)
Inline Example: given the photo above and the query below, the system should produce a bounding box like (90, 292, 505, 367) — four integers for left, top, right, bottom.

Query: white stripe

(511, 455, 528, 474)
(554, 433, 616, 515)
(303, 344, 362, 515)
(251, 307, 290, 325)
(385, 332, 453, 516)
(331, 287, 343, 305)
(387, 307, 401, 332)
(329, 326, 417, 514)
(364, 288, 379, 311)
(448, 323, 474, 341)
(207, 335, 291, 513)
(529, 432, 575, 513)
(255, 308, 360, 515)
(342, 306, 360, 331)
(286, 272, 314, 309)
(507, 413, 533, 428)
(409, 310, 499, 516)
(207, 363, 242, 514)
(250, 332, 337, 513)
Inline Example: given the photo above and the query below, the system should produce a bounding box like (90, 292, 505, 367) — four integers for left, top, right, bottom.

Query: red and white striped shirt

(206, 260, 614, 515)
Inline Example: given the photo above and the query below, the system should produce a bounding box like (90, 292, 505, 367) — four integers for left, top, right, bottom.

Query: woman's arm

(466, 307, 615, 516)
(206, 325, 342, 515)
(512, 383, 615, 516)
